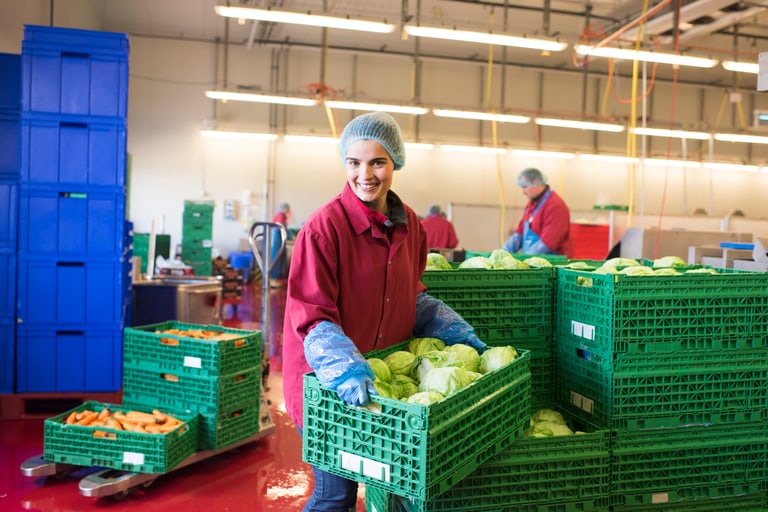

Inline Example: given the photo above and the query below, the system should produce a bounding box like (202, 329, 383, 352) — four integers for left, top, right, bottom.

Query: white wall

(3, 0, 768, 259)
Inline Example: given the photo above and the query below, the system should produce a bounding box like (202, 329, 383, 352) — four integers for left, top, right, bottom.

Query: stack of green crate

(182, 200, 214, 276)
(121, 321, 262, 451)
(554, 265, 768, 509)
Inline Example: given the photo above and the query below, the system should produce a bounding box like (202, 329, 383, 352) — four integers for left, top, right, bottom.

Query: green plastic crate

(121, 365, 260, 416)
(611, 493, 768, 512)
(610, 421, 768, 507)
(556, 267, 768, 355)
(133, 233, 171, 274)
(123, 321, 261, 378)
(421, 267, 555, 341)
(303, 345, 531, 501)
(196, 399, 262, 451)
(556, 340, 768, 429)
(43, 401, 198, 474)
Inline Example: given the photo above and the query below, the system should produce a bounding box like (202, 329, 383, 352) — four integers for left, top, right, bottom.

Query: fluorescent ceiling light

(404, 25, 567, 52)
(632, 127, 711, 140)
(214, 5, 395, 33)
(579, 154, 638, 163)
(432, 109, 530, 124)
(405, 142, 435, 150)
(439, 144, 507, 155)
(644, 158, 700, 168)
(206, 90, 317, 106)
(722, 61, 759, 74)
(284, 134, 339, 144)
(703, 161, 759, 172)
(511, 149, 576, 159)
(714, 133, 768, 144)
(535, 118, 625, 132)
(324, 100, 428, 115)
(201, 129, 278, 140)
(575, 44, 718, 68)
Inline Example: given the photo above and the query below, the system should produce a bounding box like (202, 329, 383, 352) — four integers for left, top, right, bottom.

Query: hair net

(338, 112, 406, 170)
(428, 204, 442, 216)
(516, 168, 548, 187)
(278, 202, 290, 213)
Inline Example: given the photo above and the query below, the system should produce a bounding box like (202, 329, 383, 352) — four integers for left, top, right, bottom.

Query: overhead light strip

(714, 133, 768, 144)
(575, 44, 718, 68)
(433, 109, 530, 124)
(722, 61, 759, 74)
(214, 5, 395, 33)
(324, 100, 428, 115)
(536, 117, 625, 132)
(404, 25, 567, 52)
(206, 90, 317, 106)
(632, 127, 711, 140)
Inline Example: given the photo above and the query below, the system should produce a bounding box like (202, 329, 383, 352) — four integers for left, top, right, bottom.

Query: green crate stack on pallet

(121, 321, 262, 451)
(303, 341, 532, 504)
(182, 200, 214, 276)
(421, 266, 556, 409)
(554, 265, 768, 510)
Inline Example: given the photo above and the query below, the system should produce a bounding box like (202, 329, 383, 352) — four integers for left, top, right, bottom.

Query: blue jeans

(302, 465, 358, 512)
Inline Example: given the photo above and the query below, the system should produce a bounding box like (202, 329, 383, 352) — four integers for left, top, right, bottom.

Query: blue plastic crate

(0, 250, 15, 322)
(0, 53, 21, 110)
(0, 181, 18, 251)
(22, 25, 129, 117)
(15, 324, 123, 392)
(16, 256, 128, 327)
(0, 111, 21, 180)
(21, 113, 126, 187)
(18, 185, 126, 258)
(0, 320, 14, 393)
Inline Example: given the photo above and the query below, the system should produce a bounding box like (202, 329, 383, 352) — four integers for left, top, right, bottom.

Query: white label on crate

(203, 239, 213, 248)
(184, 356, 202, 369)
(338, 450, 390, 482)
(652, 493, 669, 504)
(571, 320, 595, 340)
(123, 452, 145, 465)
(570, 391, 595, 414)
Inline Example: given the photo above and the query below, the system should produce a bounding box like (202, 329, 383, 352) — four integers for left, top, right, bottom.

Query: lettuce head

(383, 351, 417, 376)
(425, 252, 453, 270)
(418, 367, 479, 397)
(458, 256, 493, 269)
(408, 337, 446, 356)
(479, 346, 518, 373)
(367, 357, 392, 382)
(405, 391, 445, 406)
(444, 344, 480, 373)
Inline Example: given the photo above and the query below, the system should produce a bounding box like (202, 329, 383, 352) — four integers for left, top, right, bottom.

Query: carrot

(97, 407, 111, 420)
(105, 416, 123, 430)
(75, 411, 99, 426)
(65, 411, 78, 425)
(125, 411, 159, 424)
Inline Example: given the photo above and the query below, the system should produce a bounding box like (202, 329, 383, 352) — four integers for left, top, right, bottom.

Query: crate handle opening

(575, 347, 592, 361)
(160, 337, 180, 346)
(93, 430, 117, 440)
(161, 373, 180, 382)
(61, 51, 90, 59)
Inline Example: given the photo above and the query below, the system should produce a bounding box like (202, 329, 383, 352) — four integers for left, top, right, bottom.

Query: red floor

(0, 282, 368, 511)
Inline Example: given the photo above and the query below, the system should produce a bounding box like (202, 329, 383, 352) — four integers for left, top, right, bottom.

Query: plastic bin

(0, 53, 21, 110)
(0, 182, 17, 251)
(303, 343, 531, 501)
(0, 111, 21, 180)
(0, 250, 15, 321)
(0, 321, 14, 393)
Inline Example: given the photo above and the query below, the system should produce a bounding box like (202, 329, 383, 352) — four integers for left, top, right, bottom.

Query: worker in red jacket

(421, 204, 459, 249)
(503, 168, 571, 257)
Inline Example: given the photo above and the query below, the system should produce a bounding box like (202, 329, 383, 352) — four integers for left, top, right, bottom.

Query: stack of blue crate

(14, 25, 131, 393)
(0, 52, 21, 394)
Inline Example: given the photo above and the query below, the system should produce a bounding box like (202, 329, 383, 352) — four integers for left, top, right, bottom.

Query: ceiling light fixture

(511, 149, 576, 159)
(632, 127, 711, 140)
(201, 129, 278, 140)
(574, 44, 718, 68)
(405, 142, 436, 150)
(404, 25, 567, 52)
(324, 100, 428, 115)
(722, 61, 759, 74)
(432, 109, 530, 124)
(579, 154, 638, 163)
(704, 161, 759, 172)
(714, 133, 768, 144)
(439, 144, 507, 154)
(214, 5, 395, 33)
(644, 158, 701, 168)
(536, 118, 625, 132)
(205, 90, 318, 106)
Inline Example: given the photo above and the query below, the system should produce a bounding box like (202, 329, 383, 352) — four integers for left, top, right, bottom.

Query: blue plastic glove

(413, 293, 486, 352)
(336, 375, 377, 406)
(304, 321, 376, 405)
(523, 237, 554, 255)
(503, 233, 522, 253)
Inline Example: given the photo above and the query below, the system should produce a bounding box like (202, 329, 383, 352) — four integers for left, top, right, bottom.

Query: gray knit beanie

(338, 112, 406, 170)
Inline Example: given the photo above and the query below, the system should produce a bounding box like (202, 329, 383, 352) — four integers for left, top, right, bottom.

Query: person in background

(270, 202, 291, 286)
(282, 111, 487, 512)
(503, 168, 571, 256)
(421, 204, 459, 249)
